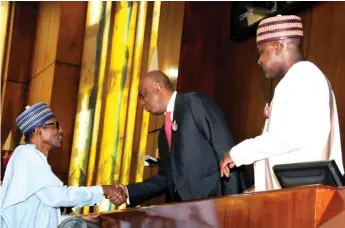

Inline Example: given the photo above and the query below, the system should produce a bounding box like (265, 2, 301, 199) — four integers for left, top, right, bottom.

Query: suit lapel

(159, 127, 170, 154)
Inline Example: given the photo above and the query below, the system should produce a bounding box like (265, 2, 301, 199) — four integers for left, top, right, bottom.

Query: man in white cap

(0, 102, 126, 228)
(220, 15, 344, 192)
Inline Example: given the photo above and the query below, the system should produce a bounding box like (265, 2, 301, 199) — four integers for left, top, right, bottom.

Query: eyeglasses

(41, 121, 60, 130)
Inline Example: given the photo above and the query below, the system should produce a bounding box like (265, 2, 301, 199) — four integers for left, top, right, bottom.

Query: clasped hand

(101, 184, 128, 206)
(219, 152, 235, 177)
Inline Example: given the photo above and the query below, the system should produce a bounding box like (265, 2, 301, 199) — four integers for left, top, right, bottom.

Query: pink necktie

(165, 112, 172, 150)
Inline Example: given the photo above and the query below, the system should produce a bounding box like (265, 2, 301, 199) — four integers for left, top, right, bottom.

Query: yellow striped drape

(119, 0, 148, 194)
(68, 0, 110, 214)
(135, 2, 162, 184)
(96, 1, 139, 211)
(1, 1, 11, 109)
(69, 1, 162, 213)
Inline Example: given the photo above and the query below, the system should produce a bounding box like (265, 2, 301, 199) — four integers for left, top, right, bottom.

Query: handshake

(101, 184, 128, 206)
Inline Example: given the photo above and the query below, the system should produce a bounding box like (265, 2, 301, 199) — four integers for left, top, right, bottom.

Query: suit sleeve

(189, 93, 250, 194)
(126, 163, 167, 207)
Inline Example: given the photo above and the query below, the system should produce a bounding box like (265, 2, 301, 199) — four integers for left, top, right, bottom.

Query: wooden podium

(87, 185, 345, 228)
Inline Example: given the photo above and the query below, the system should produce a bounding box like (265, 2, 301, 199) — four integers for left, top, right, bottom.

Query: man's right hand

(101, 184, 128, 206)
(219, 152, 235, 177)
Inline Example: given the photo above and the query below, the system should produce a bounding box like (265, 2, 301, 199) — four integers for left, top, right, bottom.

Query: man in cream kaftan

(231, 61, 343, 191)
(220, 15, 344, 192)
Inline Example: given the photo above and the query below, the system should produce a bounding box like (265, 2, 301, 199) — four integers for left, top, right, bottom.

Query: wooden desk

(85, 185, 345, 228)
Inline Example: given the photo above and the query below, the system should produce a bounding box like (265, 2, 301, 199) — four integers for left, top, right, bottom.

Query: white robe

(230, 61, 344, 191)
(0, 144, 103, 228)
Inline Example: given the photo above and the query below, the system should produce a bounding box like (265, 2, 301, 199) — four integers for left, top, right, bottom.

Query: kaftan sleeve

(230, 63, 331, 167)
(35, 185, 103, 208)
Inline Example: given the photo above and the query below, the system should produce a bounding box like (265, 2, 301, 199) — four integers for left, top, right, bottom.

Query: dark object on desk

(273, 160, 345, 188)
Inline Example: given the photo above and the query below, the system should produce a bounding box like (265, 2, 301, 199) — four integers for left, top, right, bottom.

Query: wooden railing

(74, 185, 345, 228)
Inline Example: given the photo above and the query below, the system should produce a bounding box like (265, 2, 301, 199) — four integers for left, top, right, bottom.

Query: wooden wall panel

(307, 2, 345, 165)
(57, 2, 87, 64)
(177, 2, 231, 100)
(27, 64, 54, 105)
(216, 37, 269, 142)
(31, 2, 59, 77)
(3, 3, 37, 83)
(1, 82, 27, 148)
(49, 63, 81, 178)
(1, 2, 37, 149)
(157, 1, 185, 88)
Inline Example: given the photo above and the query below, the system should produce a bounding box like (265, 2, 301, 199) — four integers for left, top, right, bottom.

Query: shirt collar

(166, 91, 177, 113)
(30, 144, 49, 162)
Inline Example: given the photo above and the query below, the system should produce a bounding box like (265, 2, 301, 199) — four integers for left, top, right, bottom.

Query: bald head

(139, 70, 175, 115)
(142, 70, 174, 92)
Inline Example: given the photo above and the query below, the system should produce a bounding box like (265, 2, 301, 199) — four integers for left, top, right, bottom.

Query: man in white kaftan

(0, 102, 126, 228)
(220, 15, 344, 192)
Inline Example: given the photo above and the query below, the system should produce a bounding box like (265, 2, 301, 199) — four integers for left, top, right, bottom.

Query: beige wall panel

(1, 81, 27, 148)
(27, 63, 54, 105)
(49, 62, 81, 175)
(31, 2, 59, 77)
(157, 2, 185, 87)
(57, 2, 87, 65)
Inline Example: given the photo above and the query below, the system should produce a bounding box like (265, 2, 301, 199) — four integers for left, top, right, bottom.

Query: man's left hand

(219, 152, 235, 177)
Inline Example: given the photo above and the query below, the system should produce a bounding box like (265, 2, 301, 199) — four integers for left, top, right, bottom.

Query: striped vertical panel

(135, 1, 161, 183)
(112, 0, 138, 187)
(0, 1, 10, 87)
(68, 0, 105, 188)
(1, 1, 12, 109)
(68, 0, 106, 213)
(96, 1, 138, 212)
(118, 1, 148, 210)
(82, 0, 113, 215)
(69, 0, 167, 213)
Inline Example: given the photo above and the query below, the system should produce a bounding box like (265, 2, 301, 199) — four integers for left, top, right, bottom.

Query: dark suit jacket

(127, 92, 250, 206)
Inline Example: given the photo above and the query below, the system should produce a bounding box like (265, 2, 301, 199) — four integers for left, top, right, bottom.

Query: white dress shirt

(165, 91, 177, 121)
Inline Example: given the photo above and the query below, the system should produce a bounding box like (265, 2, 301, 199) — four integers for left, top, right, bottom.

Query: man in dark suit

(112, 70, 249, 206)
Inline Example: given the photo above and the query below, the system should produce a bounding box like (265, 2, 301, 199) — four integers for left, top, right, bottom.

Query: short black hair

(24, 131, 35, 143)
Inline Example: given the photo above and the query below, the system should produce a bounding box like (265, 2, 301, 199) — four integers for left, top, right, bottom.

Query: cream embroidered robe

(230, 61, 344, 191)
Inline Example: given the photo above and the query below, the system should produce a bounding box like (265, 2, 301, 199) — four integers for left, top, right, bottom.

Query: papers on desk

(138, 155, 158, 167)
